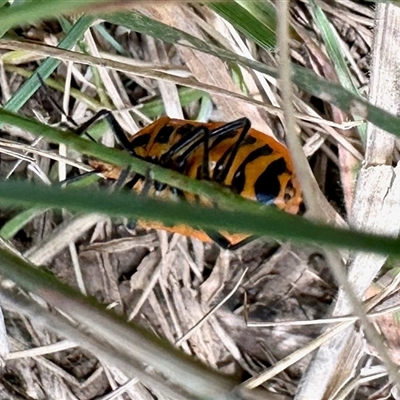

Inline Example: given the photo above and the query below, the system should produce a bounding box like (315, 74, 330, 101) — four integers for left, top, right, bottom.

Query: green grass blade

(139, 88, 209, 119)
(0, 180, 400, 258)
(0, 208, 49, 240)
(309, 0, 366, 140)
(309, 0, 356, 94)
(210, 1, 276, 50)
(0, 0, 104, 36)
(4, 66, 104, 111)
(2, 15, 95, 114)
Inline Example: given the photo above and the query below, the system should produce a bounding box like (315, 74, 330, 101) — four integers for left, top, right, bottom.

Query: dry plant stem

(245, 276, 400, 328)
(97, 377, 140, 400)
(0, 305, 8, 363)
(275, 7, 362, 396)
(296, 4, 400, 399)
(6, 340, 77, 360)
(69, 242, 87, 295)
(276, 1, 315, 212)
(175, 267, 248, 347)
(144, 36, 184, 119)
(23, 214, 106, 265)
(276, 0, 349, 351)
(0, 138, 93, 172)
(128, 253, 163, 321)
(0, 39, 308, 124)
(242, 320, 355, 389)
(333, 373, 389, 400)
(85, 28, 138, 135)
(274, 2, 343, 227)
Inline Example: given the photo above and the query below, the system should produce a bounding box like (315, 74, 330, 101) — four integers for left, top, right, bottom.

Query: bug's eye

(283, 179, 296, 199)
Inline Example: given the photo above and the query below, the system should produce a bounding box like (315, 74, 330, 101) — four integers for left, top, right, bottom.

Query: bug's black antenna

(37, 74, 78, 128)
(37, 74, 102, 143)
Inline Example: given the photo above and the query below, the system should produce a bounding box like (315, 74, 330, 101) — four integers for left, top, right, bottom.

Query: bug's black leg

(78, 110, 146, 192)
(103, 112, 138, 156)
(165, 119, 248, 167)
(212, 118, 251, 184)
(165, 118, 251, 183)
(200, 127, 211, 180)
(74, 109, 111, 143)
(58, 170, 99, 187)
(141, 168, 155, 198)
(160, 126, 209, 169)
(122, 169, 142, 231)
(205, 231, 257, 250)
(37, 74, 79, 128)
(205, 231, 232, 249)
(124, 173, 143, 190)
(114, 166, 132, 190)
(113, 167, 147, 233)
(224, 237, 280, 252)
(74, 109, 136, 151)
(116, 169, 146, 232)
(75, 109, 147, 193)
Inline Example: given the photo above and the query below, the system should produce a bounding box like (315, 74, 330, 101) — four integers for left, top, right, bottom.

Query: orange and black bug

(88, 111, 303, 249)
